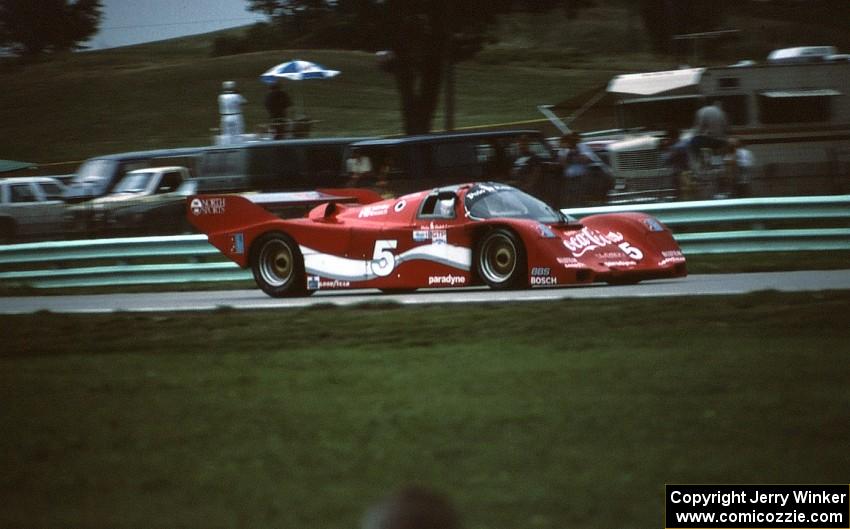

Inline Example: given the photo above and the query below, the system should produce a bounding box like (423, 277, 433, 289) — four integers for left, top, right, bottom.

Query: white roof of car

(125, 166, 187, 174)
(0, 176, 65, 185)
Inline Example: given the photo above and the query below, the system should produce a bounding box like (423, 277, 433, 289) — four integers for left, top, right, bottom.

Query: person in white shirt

(345, 148, 373, 183)
(218, 81, 247, 144)
(724, 137, 755, 197)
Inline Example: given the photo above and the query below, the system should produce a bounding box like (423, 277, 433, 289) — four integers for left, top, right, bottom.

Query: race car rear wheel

(475, 228, 528, 290)
(251, 232, 307, 297)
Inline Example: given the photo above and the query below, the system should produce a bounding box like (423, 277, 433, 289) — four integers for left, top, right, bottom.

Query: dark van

(341, 130, 570, 206)
(196, 137, 371, 193)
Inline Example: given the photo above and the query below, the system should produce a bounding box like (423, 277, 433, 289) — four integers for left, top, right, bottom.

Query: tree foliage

(246, 0, 586, 134)
(639, 0, 726, 54)
(365, 0, 495, 134)
(0, 0, 102, 59)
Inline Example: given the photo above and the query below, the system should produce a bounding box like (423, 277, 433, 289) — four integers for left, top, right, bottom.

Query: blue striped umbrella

(260, 60, 340, 84)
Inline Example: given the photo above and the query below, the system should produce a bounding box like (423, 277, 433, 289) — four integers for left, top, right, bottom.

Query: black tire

(250, 232, 307, 297)
(475, 228, 528, 290)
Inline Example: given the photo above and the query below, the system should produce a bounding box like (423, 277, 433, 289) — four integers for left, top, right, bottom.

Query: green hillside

(0, 34, 621, 171)
(2, 2, 849, 173)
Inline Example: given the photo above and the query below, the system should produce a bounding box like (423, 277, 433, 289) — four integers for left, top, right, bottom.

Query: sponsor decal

(190, 197, 226, 216)
(557, 256, 586, 269)
(229, 233, 244, 254)
(358, 204, 390, 218)
(394, 199, 407, 212)
(431, 230, 447, 245)
(420, 221, 449, 230)
(603, 260, 637, 268)
(659, 249, 686, 266)
(307, 276, 352, 290)
(530, 267, 557, 285)
(563, 227, 624, 257)
(413, 230, 430, 242)
(428, 274, 466, 286)
(465, 183, 512, 202)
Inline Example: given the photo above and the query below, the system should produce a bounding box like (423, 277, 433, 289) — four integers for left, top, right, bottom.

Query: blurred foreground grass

(2, 291, 848, 528)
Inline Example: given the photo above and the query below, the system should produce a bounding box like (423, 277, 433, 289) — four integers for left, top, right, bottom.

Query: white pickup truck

(70, 166, 196, 234)
(0, 177, 69, 243)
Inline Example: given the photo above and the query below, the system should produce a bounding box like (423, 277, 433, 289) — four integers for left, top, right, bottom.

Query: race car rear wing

(187, 188, 382, 236)
(246, 188, 382, 207)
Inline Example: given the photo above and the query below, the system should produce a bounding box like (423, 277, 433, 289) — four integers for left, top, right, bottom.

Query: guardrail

(1, 195, 848, 289)
(564, 194, 850, 255)
(0, 235, 251, 288)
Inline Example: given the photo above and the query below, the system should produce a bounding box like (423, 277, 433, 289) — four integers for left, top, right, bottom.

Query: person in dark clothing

(264, 82, 292, 139)
(660, 127, 690, 199)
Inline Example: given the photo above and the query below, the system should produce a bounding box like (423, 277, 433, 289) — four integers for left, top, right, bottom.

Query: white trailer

(597, 47, 850, 199)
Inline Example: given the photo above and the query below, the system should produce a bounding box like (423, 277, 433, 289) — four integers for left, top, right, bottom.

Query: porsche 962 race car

(187, 183, 687, 297)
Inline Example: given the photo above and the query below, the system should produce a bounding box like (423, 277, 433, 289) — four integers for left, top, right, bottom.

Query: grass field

(2, 291, 849, 528)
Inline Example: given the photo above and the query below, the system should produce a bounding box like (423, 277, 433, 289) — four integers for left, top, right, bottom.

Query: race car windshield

(465, 185, 561, 223)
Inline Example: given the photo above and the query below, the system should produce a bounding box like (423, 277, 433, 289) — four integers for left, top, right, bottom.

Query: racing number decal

(371, 240, 398, 277)
(618, 242, 644, 260)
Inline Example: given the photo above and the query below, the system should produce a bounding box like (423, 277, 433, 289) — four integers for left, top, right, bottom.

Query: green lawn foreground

(1, 291, 849, 529)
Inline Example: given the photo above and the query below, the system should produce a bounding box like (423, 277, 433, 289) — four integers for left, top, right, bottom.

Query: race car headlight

(537, 223, 557, 238)
(643, 218, 665, 232)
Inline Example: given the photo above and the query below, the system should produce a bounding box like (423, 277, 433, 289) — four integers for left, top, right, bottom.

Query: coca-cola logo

(563, 228, 624, 257)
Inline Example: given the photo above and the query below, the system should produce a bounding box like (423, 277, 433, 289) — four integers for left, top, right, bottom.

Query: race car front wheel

(251, 232, 307, 297)
(475, 228, 528, 290)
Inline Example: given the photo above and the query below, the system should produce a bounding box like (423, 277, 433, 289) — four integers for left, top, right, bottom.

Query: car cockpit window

(418, 192, 457, 219)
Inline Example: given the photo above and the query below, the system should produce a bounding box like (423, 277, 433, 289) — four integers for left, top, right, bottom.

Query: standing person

(690, 100, 728, 158)
(264, 82, 292, 139)
(511, 136, 542, 194)
(660, 127, 690, 200)
(557, 131, 612, 205)
(218, 80, 247, 144)
(725, 137, 755, 197)
(345, 148, 373, 185)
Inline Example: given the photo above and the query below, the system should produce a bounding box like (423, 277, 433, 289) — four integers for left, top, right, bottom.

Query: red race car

(188, 183, 686, 297)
